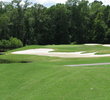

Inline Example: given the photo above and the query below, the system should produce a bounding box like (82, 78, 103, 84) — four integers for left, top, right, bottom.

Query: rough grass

(0, 45, 110, 100)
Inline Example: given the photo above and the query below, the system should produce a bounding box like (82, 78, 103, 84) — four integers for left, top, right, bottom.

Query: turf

(46, 45, 110, 54)
(0, 45, 110, 100)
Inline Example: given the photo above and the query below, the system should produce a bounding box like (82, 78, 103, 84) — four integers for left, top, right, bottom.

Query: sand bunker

(12, 48, 110, 58)
(103, 44, 110, 47)
(84, 43, 101, 46)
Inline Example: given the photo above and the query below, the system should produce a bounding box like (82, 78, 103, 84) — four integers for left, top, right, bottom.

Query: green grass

(46, 45, 110, 54)
(7, 44, 110, 54)
(0, 45, 110, 100)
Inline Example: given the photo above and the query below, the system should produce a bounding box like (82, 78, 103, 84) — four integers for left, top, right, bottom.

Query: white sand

(84, 43, 101, 46)
(103, 44, 110, 47)
(12, 48, 110, 58)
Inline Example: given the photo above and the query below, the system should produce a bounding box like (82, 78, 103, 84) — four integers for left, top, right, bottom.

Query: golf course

(0, 44, 110, 100)
(0, 0, 110, 99)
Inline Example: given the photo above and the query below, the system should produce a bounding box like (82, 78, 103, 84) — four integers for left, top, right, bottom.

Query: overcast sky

(0, 0, 110, 7)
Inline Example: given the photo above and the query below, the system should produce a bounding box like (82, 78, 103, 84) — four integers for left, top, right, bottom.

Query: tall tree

(48, 4, 70, 44)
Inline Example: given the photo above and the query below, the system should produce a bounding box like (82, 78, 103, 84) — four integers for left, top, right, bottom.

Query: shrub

(1, 40, 11, 49)
(0, 40, 3, 51)
(9, 37, 23, 48)
(70, 42, 77, 45)
(0, 37, 23, 51)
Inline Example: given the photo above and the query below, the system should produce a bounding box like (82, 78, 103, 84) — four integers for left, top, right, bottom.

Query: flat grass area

(0, 45, 110, 100)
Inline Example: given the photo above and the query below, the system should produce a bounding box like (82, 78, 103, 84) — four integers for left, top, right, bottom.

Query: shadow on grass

(0, 59, 32, 64)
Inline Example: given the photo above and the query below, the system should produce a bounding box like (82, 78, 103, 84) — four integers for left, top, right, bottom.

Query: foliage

(0, 0, 110, 44)
(9, 37, 23, 48)
(0, 37, 23, 51)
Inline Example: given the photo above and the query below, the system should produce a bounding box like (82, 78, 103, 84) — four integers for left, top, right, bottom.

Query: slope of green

(8, 44, 110, 54)
(46, 45, 110, 54)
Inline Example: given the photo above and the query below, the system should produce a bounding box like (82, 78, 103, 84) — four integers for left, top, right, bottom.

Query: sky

(0, 0, 110, 7)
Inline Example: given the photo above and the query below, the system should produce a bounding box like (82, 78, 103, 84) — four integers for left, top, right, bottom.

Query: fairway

(0, 45, 110, 100)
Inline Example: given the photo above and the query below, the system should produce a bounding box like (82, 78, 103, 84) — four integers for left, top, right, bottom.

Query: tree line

(0, 0, 110, 45)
